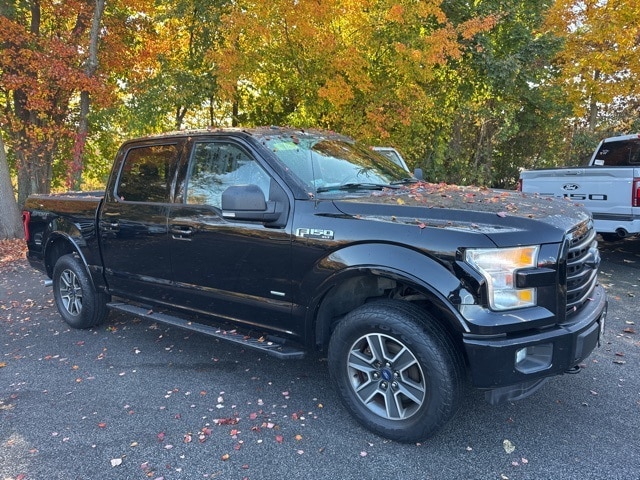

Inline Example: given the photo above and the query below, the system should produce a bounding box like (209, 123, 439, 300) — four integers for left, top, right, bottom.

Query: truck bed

(26, 190, 103, 215)
(24, 191, 104, 273)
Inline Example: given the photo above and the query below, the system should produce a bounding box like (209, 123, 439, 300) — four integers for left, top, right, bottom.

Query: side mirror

(413, 168, 423, 180)
(221, 184, 280, 222)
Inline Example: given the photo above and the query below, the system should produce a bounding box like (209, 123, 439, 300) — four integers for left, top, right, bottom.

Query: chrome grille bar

(566, 222, 599, 315)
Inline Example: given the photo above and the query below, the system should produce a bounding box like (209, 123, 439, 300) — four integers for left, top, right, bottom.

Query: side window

(117, 144, 179, 202)
(186, 142, 271, 208)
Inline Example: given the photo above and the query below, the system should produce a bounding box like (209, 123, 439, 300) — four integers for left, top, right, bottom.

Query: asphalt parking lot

(1, 236, 639, 480)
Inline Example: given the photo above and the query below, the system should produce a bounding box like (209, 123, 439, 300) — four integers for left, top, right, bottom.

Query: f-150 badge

(296, 228, 334, 240)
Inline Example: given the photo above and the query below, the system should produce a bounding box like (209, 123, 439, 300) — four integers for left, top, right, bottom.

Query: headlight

(465, 246, 539, 310)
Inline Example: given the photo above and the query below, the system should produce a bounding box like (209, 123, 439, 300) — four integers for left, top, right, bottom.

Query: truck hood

(329, 182, 592, 247)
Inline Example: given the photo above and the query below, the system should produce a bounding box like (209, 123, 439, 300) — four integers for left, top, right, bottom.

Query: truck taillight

(22, 211, 30, 242)
(633, 178, 640, 207)
(516, 178, 523, 191)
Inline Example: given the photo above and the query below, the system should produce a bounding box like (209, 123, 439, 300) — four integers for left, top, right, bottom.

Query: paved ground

(1, 237, 639, 480)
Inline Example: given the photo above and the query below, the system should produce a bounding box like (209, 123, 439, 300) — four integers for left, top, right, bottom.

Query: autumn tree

(120, 0, 230, 133)
(544, 0, 640, 160)
(1, 1, 81, 205)
(4, 0, 638, 218)
(210, 0, 572, 187)
(424, 0, 570, 187)
(0, 0, 157, 208)
(211, 0, 497, 176)
(68, 0, 106, 190)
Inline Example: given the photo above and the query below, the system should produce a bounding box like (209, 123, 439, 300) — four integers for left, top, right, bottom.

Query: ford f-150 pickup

(518, 133, 640, 240)
(23, 127, 607, 442)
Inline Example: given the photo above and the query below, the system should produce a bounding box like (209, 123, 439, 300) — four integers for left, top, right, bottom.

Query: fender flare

(42, 218, 105, 292)
(300, 243, 473, 345)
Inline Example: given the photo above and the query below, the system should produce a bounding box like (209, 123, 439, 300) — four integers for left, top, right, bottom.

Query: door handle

(100, 220, 120, 231)
(170, 225, 195, 239)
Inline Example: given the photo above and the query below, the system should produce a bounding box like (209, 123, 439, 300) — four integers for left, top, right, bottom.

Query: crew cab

(23, 127, 607, 442)
(518, 133, 640, 240)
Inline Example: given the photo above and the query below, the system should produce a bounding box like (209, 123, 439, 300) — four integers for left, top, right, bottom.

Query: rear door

(166, 137, 295, 336)
(99, 139, 184, 301)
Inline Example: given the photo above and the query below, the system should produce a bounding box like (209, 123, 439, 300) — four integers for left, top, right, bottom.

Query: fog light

(515, 344, 553, 374)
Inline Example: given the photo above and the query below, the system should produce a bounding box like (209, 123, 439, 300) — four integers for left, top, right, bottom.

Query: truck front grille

(566, 220, 599, 316)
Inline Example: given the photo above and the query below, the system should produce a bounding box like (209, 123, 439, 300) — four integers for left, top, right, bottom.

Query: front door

(167, 139, 295, 337)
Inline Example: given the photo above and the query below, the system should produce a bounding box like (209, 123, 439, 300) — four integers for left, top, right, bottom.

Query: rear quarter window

(116, 144, 180, 202)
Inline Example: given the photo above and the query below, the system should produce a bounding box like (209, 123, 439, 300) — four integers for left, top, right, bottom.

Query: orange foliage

(318, 76, 355, 108)
(544, 0, 640, 121)
(212, 0, 496, 139)
(386, 4, 406, 24)
(0, 0, 158, 197)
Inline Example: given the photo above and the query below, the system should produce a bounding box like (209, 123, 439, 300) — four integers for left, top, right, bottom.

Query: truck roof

(126, 126, 354, 144)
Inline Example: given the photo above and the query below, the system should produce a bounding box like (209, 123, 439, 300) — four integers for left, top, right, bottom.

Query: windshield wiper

(390, 177, 419, 185)
(316, 182, 398, 193)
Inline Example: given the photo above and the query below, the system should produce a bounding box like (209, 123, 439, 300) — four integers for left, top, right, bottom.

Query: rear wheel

(328, 300, 465, 443)
(52, 254, 109, 329)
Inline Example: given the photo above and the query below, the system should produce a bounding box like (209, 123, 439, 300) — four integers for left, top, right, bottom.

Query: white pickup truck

(518, 133, 640, 240)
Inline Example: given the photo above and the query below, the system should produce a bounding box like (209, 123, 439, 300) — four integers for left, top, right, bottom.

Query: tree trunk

(175, 105, 187, 130)
(588, 69, 601, 132)
(70, 0, 106, 190)
(232, 100, 239, 127)
(15, 132, 54, 206)
(209, 95, 215, 127)
(0, 136, 24, 239)
(10, 0, 53, 205)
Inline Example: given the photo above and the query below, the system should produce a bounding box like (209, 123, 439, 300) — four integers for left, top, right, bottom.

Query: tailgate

(520, 167, 636, 218)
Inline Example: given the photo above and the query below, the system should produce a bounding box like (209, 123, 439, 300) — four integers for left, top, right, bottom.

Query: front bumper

(463, 283, 607, 400)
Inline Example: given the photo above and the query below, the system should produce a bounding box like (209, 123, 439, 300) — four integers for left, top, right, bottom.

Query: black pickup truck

(23, 127, 607, 442)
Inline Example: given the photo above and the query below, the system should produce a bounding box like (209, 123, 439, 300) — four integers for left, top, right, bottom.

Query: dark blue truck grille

(566, 221, 599, 315)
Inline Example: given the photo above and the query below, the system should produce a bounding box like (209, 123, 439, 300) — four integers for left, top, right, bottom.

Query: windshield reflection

(260, 132, 410, 194)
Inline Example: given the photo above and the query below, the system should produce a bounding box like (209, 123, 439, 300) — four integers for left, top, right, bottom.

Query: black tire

(599, 233, 620, 243)
(52, 253, 110, 329)
(328, 300, 465, 443)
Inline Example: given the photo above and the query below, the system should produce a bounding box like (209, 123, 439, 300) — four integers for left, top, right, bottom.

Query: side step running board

(107, 302, 305, 360)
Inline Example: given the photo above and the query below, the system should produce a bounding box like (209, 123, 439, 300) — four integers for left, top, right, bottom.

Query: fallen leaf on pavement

(503, 439, 516, 454)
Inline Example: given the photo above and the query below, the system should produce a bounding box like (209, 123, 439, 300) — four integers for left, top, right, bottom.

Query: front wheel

(328, 300, 465, 443)
(52, 253, 109, 329)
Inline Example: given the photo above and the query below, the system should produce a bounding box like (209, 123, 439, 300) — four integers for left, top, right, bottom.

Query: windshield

(259, 131, 411, 194)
